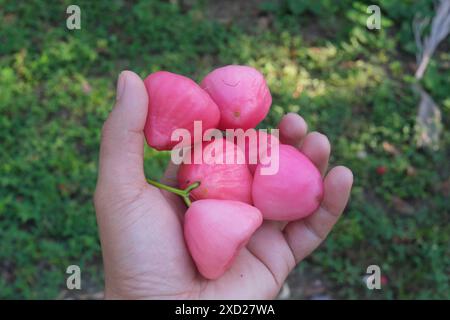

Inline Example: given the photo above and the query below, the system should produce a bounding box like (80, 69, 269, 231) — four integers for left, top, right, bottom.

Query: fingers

(246, 221, 297, 287)
(278, 113, 307, 147)
(320, 166, 353, 217)
(97, 71, 148, 190)
(299, 132, 330, 176)
(283, 166, 353, 263)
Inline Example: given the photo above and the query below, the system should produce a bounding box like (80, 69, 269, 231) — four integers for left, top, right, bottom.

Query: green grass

(0, 0, 449, 299)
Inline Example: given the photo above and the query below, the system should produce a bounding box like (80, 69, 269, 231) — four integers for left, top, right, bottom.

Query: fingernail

(116, 71, 127, 101)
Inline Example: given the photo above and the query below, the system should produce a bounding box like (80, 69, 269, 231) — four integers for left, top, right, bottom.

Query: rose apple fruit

(184, 199, 263, 279)
(201, 65, 272, 130)
(242, 130, 280, 174)
(252, 144, 324, 220)
(178, 137, 253, 204)
(144, 71, 220, 151)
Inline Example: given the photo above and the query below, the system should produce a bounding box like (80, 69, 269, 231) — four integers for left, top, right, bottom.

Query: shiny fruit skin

(144, 71, 220, 151)
(252, 144, 324, 221)
(178, 138, 253, 204)
(243, 131, 280, 174)
(201, 65, 272, 130)
(184, 199, 263, 279)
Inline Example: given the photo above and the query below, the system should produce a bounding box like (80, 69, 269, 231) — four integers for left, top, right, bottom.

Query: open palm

(94, 71, 353, 299)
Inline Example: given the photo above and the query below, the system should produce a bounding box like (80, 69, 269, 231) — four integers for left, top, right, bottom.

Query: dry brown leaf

(382, 141, 400, 156)
(406, 166, 417, 176)
(392, 197, 415, 215)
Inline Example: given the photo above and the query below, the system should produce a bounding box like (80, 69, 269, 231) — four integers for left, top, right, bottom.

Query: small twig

(413, 0, 450, 79)
(147, 179, 200, 207)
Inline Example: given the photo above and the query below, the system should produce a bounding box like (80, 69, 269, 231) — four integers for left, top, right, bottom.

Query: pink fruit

(252, 144, 324, 221)
(242, 131, 280, 174)
(184, 199, 263, 279)
(201, 65, 272, 130)
(144, 71, 220, 151)
(178, 137, 253, 204)
(376, 166, 387, 175)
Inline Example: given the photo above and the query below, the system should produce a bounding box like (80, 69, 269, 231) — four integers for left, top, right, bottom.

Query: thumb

(97, 71, 148, 191)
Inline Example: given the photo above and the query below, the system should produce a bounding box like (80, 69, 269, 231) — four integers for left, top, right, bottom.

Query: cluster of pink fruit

(144, 65, 324, 279)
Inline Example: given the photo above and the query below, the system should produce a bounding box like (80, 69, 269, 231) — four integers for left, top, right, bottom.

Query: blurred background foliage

(0, 0, 449, 299)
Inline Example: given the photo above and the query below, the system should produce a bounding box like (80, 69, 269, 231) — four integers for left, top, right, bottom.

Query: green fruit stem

(146, 179, 200, 207)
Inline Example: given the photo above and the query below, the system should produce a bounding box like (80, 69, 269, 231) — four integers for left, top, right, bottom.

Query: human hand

(94, 70, 353, 299)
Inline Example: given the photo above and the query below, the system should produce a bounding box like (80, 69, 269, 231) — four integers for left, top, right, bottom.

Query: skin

(94, 70, 353, 299)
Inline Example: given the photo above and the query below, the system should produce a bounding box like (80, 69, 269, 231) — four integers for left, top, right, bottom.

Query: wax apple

(178, 137, 253, 204)
(144, 71, 220, 151)
(201, 65, 272, 130)
(242, 130, 280, 174)
(184, 199, 263, 279)
(252, 144, 324, 220)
